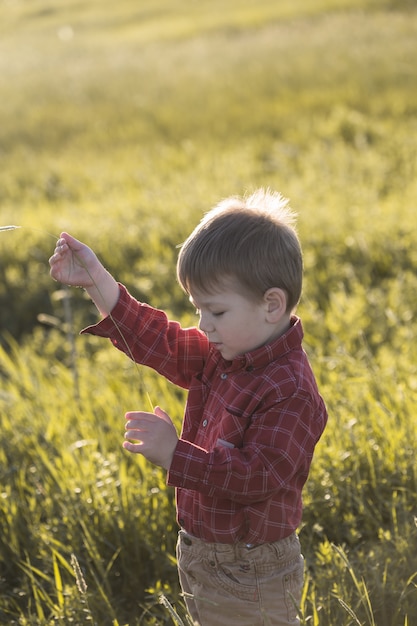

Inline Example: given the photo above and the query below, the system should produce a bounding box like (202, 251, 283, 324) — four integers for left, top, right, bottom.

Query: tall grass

(1, 0, 416, 623)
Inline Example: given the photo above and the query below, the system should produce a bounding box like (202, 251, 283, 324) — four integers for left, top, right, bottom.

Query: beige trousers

(176, 530, 304, 626)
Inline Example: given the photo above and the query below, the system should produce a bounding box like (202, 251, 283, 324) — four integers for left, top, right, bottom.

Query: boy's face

(190, 283, 285, 361)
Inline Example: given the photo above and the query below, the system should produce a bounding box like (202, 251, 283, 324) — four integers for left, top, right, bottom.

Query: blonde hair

(177, 188, 303, 312)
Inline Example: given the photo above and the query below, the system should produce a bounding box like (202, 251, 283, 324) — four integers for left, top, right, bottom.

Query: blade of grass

(337, 598, 362, 625)
(332, 543, 376, 626)
(52, 551, 64, 610)
(159, 593, 186, 626)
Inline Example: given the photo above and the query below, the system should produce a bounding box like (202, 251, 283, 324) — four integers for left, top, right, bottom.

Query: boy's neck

(267, 314, 292, 345)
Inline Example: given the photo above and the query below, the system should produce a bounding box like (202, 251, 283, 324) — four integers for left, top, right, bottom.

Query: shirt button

(220, 373, 228, 380)
(202, 419, 208, 427)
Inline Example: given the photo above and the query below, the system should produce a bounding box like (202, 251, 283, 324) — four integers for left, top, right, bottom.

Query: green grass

(1, 0, 417, 623)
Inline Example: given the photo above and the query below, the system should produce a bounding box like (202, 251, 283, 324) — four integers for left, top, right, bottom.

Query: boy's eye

(212, 311, 224, 317)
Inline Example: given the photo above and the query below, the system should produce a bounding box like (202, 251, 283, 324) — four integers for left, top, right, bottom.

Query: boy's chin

(214, 344, 236, 361)
(212, 343, 227, 356)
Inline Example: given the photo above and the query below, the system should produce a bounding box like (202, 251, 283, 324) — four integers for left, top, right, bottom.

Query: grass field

(0, 0, 417, 624)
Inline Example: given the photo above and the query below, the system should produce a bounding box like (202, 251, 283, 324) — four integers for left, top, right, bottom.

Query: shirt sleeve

(81, 284, 210, 389)
(168, 391, 325, 503)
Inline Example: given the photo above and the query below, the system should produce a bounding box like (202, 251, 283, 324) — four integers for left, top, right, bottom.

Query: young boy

(49, 189, 327, 626)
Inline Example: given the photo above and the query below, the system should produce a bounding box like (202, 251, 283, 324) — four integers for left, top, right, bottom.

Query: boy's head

(177, 188, 303, 313)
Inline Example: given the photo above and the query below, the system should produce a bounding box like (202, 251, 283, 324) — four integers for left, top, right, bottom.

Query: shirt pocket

(213, 408, 251, 450)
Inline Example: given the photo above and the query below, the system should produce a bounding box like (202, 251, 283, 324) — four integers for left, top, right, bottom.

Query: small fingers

(55, 238, 68, 254)
(124, 428, 144, 442)
(49, 242, 66, 265)
(123, 440, 143, 453)
(125, 415, 147, 443)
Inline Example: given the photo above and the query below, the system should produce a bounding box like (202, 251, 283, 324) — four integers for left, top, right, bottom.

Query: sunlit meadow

(0, 0, 416, 623)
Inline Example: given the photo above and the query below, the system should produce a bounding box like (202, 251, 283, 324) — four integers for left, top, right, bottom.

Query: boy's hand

(49, 232, 120, 315)
(124, 407, 178, 470)
(49, 232, 101, 288)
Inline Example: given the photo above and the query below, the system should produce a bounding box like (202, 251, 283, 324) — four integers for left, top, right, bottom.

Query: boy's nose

(198, 313, 213, 333)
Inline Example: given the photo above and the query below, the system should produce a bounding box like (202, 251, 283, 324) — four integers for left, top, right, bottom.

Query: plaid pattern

(83, 285, 327, 545)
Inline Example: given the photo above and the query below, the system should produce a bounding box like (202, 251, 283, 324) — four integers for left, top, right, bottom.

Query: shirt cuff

(80, 283, 128, 337)
(167, 439, 208, 490)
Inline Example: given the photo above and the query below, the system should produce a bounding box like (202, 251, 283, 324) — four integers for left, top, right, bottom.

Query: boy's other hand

(124, 407, 178, 470)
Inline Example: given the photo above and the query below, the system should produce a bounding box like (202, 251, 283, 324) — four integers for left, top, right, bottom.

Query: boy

(49, 189, 327, 626)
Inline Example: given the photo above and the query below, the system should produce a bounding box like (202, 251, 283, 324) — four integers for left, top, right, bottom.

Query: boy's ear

(263, 288, 287, 322)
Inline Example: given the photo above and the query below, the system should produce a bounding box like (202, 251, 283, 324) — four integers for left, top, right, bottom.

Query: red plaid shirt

(83, 285, 327, 545)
